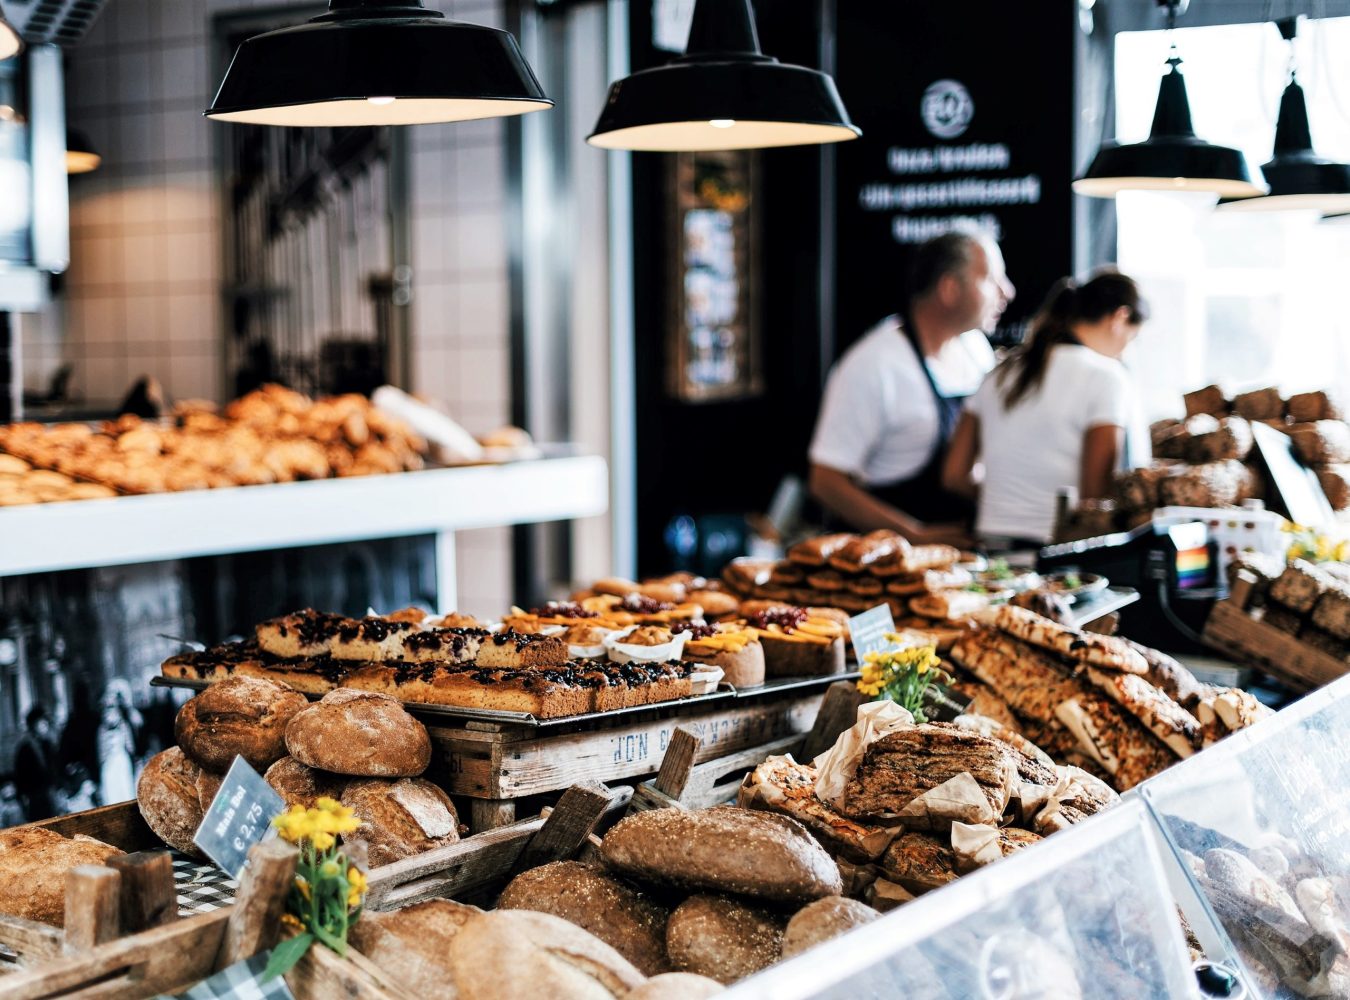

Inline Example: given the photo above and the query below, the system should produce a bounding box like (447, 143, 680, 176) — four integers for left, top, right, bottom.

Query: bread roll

(600, 806, 842, 904)
(665, 894, 785, 985)
(285, 689, 430, 777)
(349, 898, 480, 998)
(0, 827, 121, 926)
(175, 676, 308, 772)
(341, 777, 462, 867)
(781, 897, 880, 959)
(447, 909, 645, 999)
(264, 756, 348, 808)
(137, 746, 223, 857)
(498, 861, 669, 976)
(625, 973, 723, 999)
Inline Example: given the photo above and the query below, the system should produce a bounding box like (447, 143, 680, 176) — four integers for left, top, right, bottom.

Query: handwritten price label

(193, 756, 286, 879)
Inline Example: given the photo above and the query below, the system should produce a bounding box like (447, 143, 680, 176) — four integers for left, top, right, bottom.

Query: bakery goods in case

(498, 860, 670, 976)
(677, 623, 765, 688)
(285, 689, 431, 777)
(992, 605, 1148, 673)
(665, 894, 786, 985)
(0, 827, 122, 926)
(257, 609, 348, 658)
(137, 746, 223, 857)
(340, 777, 462, 867)
(174, 675, 308, 772)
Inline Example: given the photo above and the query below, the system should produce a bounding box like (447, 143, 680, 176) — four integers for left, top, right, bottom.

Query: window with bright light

(1113, 17, 1350, 421)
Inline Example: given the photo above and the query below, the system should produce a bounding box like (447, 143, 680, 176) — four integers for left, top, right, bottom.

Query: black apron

(869, 318, 976, 525)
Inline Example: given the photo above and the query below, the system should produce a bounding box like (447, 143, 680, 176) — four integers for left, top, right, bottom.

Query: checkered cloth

(159, 951, 295, 1000)
(172, 852, 238, 916)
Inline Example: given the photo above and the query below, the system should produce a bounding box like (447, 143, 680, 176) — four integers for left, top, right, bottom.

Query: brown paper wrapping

(813, 700, 915, 810)
(866, 877, 917, 913)
(895, 770, 1010, 832)
(950, 821, 1004, 873)
(1031, 765, 1112, 834)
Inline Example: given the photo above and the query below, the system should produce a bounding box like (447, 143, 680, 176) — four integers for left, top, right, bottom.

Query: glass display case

(728, 799, 1200, 999)
(1140, 673, 1350, 999)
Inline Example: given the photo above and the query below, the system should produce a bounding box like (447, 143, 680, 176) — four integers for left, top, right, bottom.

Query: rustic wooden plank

(214, 839, 298, 972)
(628, 784, 688, 813)
(513, 782, 613, 874)
(0, 917, 63, 963)
(62, 866, 120, 955)
(28, 802, 160, 854)
(106, 851, 176, 935)
(0, 908, 229, 1000)
(683, 734, 804, 803)
(800, 681, 864, 761)
(1203, 600, 1344, 691)
(652, 728, 700, 800)
(437, 692, 823, 798)
(469, 799, 517, 833)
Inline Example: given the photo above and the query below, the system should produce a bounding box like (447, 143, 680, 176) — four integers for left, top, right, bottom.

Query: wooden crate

(425, 679, 835, 830)
(1203, 572, 1349, 692)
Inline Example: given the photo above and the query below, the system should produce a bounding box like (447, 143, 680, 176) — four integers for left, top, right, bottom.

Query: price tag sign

(846, 604, 896, 662)
(193, 756, 286, 879)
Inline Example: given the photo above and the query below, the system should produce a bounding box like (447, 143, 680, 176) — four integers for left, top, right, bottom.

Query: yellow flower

(281, 913, 304, 930)
(315, 797, 342, 812)
(311, 830, 336, 852)
(320, 860, 340, 878)
(348, 888, 363, 909)
(347, 868, 368, 895)
(295, 876, 311, 901)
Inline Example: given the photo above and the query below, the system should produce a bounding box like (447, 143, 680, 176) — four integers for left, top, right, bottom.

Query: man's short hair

(909, 230, 983, 299)
(25, 705, 47, 729)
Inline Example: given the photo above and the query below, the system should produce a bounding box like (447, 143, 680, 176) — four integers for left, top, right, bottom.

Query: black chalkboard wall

(834, 1, 1077, 353)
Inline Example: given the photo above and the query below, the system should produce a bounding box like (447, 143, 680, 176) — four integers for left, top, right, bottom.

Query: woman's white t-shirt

(966, 344, 1138, 543)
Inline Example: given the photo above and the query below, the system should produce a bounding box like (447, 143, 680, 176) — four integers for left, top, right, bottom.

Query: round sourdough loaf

(625, 973, 724, 999)
(665, 895, 786, 985)
(340, 778, 462, 866)
(600, 806, 842, 904)
(285, 689, 430, 777)
(136, 746, 223, 857)
(446, 909, 646, 999)
(780, 897, 880, 959)
(348, 898, 480, 997)
(264, 756, 348, 808)
(498, 860, 670, 976)
(0, 827, 122, 926)
(175, 676, 308, 772)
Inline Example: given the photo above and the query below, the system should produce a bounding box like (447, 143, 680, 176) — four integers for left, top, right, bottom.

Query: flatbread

(993, 605, 1148, 674)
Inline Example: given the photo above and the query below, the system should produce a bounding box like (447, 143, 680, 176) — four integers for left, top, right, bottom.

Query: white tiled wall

(40, 0, 517, 611)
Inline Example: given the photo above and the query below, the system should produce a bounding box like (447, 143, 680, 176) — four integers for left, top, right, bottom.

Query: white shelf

(0, 454, 608, 578)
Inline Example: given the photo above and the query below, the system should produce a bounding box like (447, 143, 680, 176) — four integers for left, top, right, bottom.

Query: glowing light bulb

(709, 119, 735, 129)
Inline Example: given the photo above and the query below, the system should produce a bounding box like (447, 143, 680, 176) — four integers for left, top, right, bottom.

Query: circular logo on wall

(921, 79, 974, 139)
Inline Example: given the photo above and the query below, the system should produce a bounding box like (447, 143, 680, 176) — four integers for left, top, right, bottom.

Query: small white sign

(847, 604, 896, 662)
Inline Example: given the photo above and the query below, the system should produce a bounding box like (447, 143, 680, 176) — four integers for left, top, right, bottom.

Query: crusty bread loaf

(498, 861, 669, 976)
(1231, 387, 1283, 422)
(175, 675, 308, 772)
(625, 973, 724, 999)
(285, 688, 430, 777)
(0, 827, 121, 926)
(341, 778, 462, 867)
(600, 806, 842, 904)
(665, 894, 786, 985)
(1286, 390, 1342, 424)
(137, 746, 223, 857)
(780, 897, 880, 959)
(348, 898, 480, 998)
(1183, 384, 1228, 418)
(447, 909, 646, 999)
(264, 756, 348, 808)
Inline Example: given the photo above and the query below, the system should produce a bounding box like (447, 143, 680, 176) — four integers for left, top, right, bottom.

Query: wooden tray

(1202, 572, 1348, 692)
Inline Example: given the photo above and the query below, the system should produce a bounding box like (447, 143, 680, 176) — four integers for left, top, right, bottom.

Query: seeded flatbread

(1053, 694, 1175, 791)
(1085, 667, 1201, 758)
(993, 605, 1148, 674)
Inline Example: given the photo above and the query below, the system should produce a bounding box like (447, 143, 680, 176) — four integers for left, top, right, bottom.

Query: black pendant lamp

(205, 0, 551, 127)
(1218, 18, 1350, 214)
(587, 0, 859, 152)
(66, 129, 101, 174)
(0, 5, 21, 62)
(1074, 0, 1263, 199)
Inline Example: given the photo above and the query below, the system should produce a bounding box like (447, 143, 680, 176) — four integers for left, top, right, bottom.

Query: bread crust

(781, 897, 880, 959)
(341, 778, 461, 867)
(0, 827, 121, 926)
(175, 675, 308, 772)
(285, 689, 431, 777)
(136, 746, 222, 857)
(665, 894, 785, 985)
(264, 756, 348, 808)
(498, 861, 670, 976)
(348, 899, 480, 997)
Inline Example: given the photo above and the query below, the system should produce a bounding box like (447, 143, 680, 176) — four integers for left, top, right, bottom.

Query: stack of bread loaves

(138, 680, 462, 867)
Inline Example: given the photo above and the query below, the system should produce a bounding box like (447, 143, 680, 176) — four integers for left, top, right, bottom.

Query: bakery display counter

(0, 451, 608, 609)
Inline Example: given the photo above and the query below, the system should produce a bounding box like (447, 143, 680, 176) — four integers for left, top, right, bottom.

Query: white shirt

(966, 344, 1138, 542)
(809, 318, 995, 485)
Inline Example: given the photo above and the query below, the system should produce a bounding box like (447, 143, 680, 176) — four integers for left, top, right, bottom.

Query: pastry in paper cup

(603, 624, 690, 663)
(688, 665, 724, 695)
(559, 622, 616, 660)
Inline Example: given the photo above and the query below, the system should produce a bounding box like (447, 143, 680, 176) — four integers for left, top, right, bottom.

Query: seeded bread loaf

(0, 827, 121, 926)
(174, 675, 308, 772)
(600, 806, 842, 904)
(136, 746, 223, 857)
(664, 894, 786, 985)
(498, 861, 670, 976)
(285, 689, 430, 777)
(780, 897, 880, 959)
(341, 778, 462, 867)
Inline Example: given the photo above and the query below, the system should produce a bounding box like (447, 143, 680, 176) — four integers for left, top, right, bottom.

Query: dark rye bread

(136, 746, 223, 857)
(498, 861, 669, 976)
(600, 806, 842, 904)
(285, 689, 430, 777)
(264, 756, 348, 808)
(664, 894, 786, 985)
(780, 897, 880, 959)
(174, 675, 308, 772)
(841, 724, 1018, 826)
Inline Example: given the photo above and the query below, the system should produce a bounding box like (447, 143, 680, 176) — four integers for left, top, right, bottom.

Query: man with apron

(808, 230, 1014, 546)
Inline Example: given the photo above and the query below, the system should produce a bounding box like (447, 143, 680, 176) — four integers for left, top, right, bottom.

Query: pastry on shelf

(747, 605, 846, 678)
(676, 622, 765, 687)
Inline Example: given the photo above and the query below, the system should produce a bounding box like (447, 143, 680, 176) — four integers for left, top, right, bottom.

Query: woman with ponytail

(941, 270, 1149, 546)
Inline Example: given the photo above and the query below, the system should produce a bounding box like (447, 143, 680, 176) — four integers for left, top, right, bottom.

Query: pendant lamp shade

(1074, 56, 1264, 199)
(65, 128, 101, 174)
(1217, 72, 1350, 212)
(0, 7, 21, 62)
(205, 0, 551, 127)
(587, 0, 859, 152)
